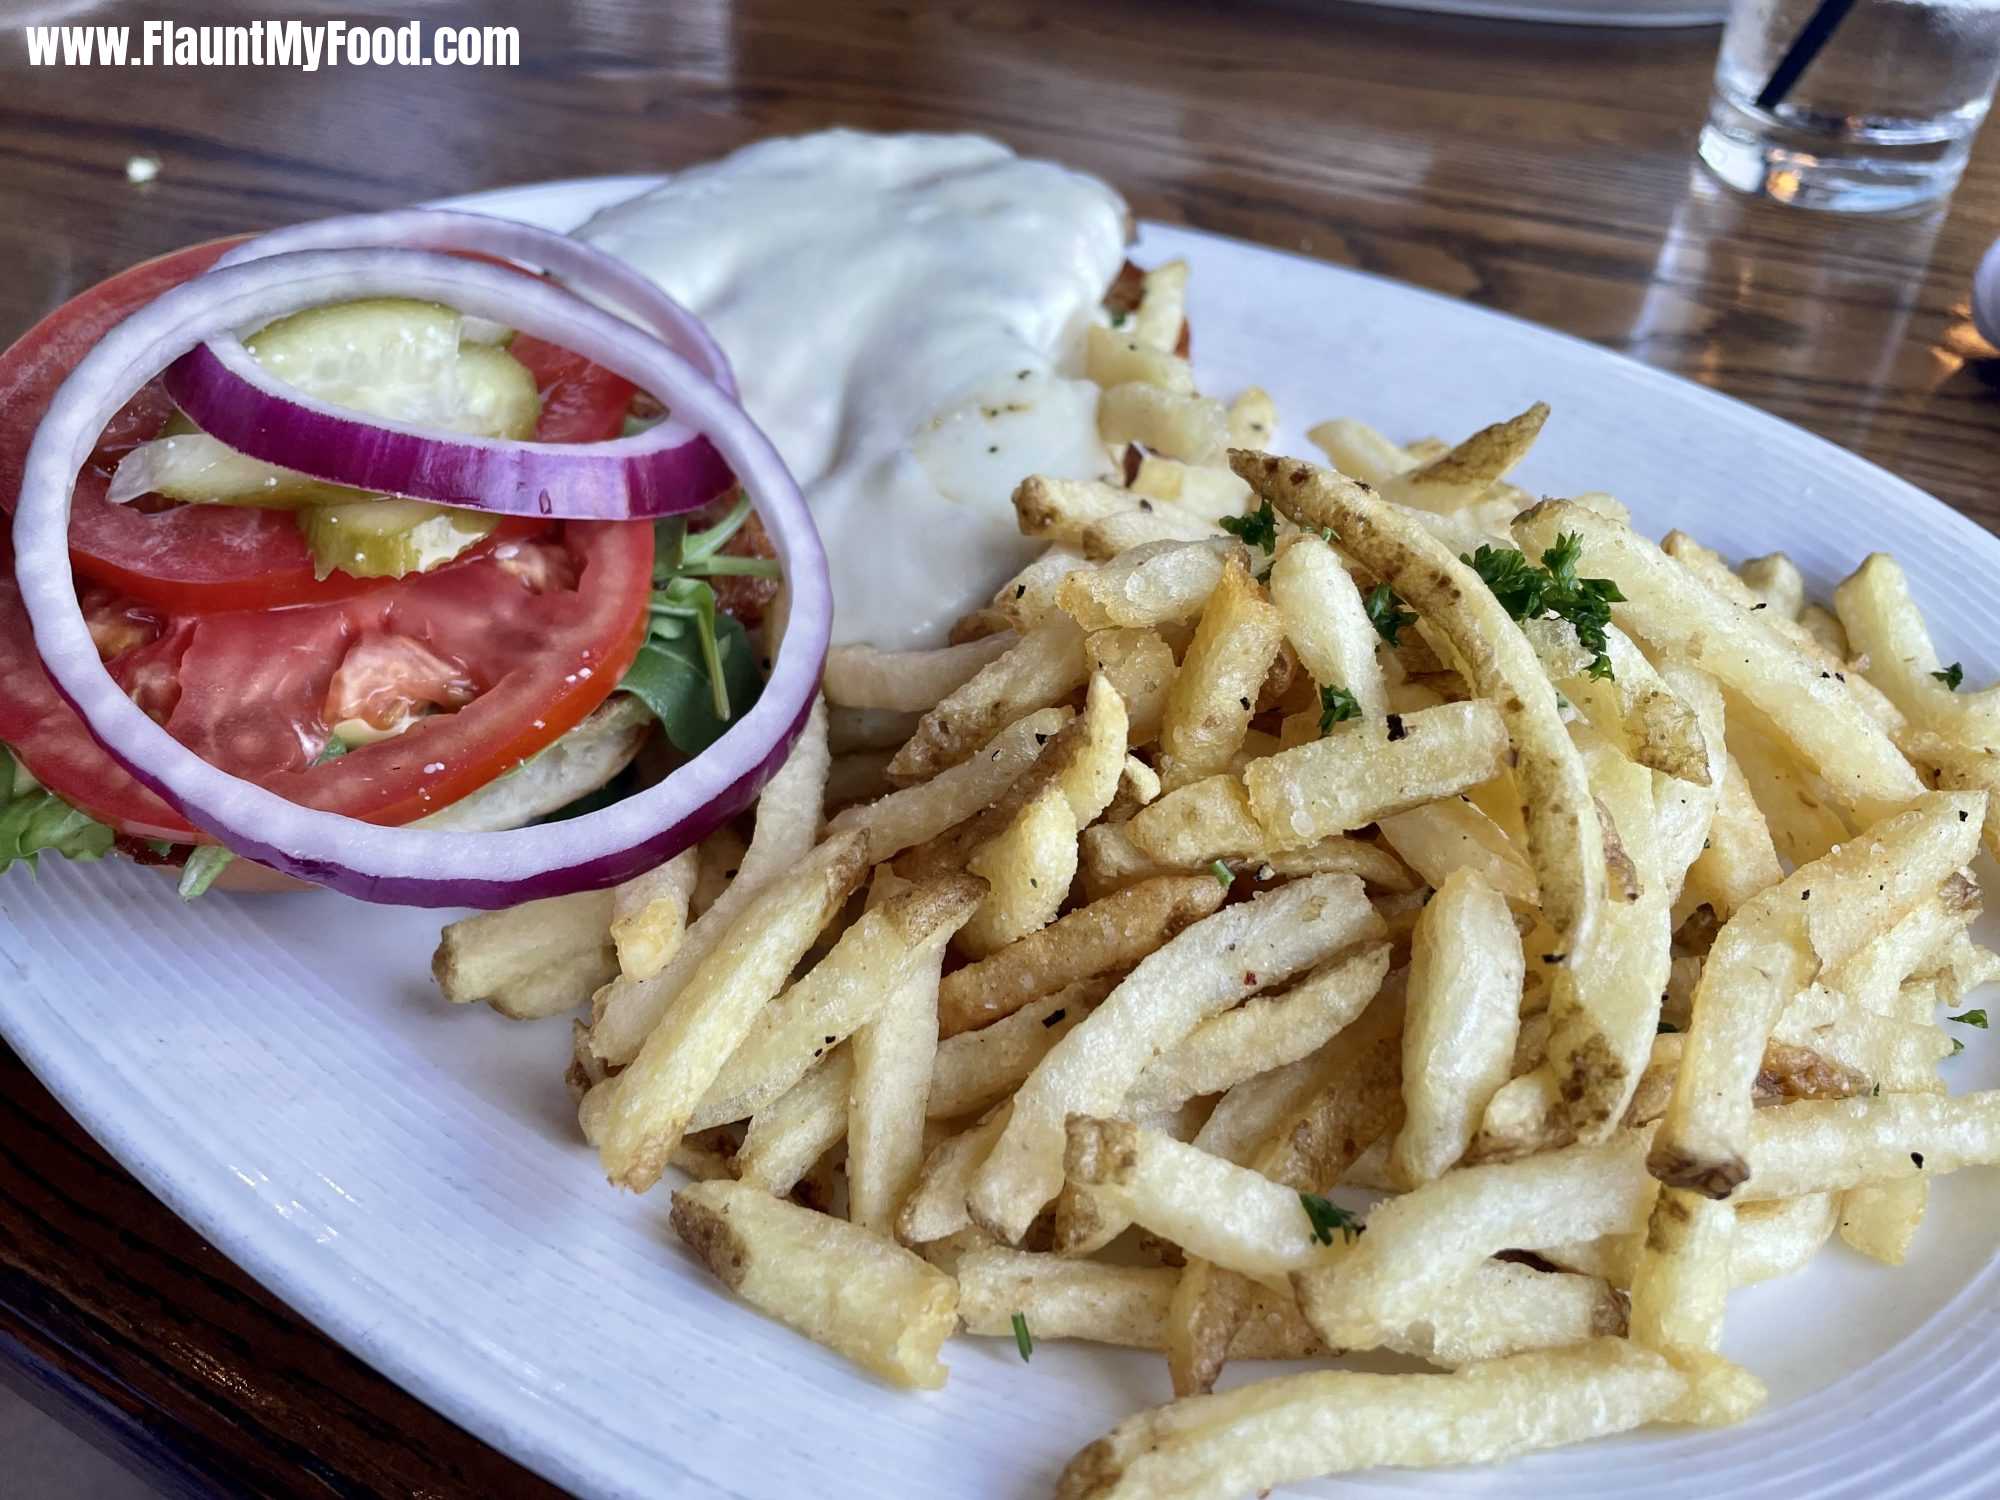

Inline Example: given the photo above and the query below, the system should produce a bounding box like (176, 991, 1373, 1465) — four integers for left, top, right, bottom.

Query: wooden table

(3, 1, 1997, 1494)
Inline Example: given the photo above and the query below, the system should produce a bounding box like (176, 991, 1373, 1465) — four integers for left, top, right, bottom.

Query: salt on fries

(435, 260, 2000, 1496)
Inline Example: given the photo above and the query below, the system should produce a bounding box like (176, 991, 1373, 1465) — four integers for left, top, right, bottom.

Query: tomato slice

(0, 243, 634, 612)
(0, 240, 660, 840)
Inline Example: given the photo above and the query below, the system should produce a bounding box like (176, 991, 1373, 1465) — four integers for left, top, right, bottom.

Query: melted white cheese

(575, 130, 1129, 648)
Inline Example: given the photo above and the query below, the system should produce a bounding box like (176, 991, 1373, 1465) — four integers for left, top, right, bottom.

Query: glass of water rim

(1700, 0, 2000, 213)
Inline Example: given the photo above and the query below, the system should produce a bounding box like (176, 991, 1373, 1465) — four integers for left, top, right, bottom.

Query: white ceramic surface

(1348, 0, 1726, 26)
(2, 176, 1996, 1500)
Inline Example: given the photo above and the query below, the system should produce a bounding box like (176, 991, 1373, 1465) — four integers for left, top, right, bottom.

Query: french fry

(1058, 539, 1238, 631)
(1377, 402, 1548, 514)
(609, 848, 698, 983)
(1897, 726, 2000, 861)
(1125, 774, 1267, 865)
(961, 782, 1078, 957)
(968, 875, 1378, 1242)
(1157, 555, 1282, 790)
(928, 982, 1105, 1120)
(1242, 700, 1510, 850)
(1015, 474, 1154, 545)
(1834, 552, 2000, 740)
(938, 875, 1225, 1037)
(1227, 386, 1277, 448)
(690, 874, 984, 1132)
(1650, 792, 1982, 1198)
(1738, 552, 1805, 619)
(897, 1104, 1010, 1246)
(1054, 1340, 1684, 1500)
(691, 822, 749, 916)
(595, 831, 869, 1192)
(590, 696, 830, 1065)
(1129, 942, 1392, 1114)
(1728, 700, 1851, 867)
(1130, 260, 1188, 353)
(847, 877, 952, 1236)
(1376, 798, 1536, 907)
(1546, 1191, 1838, 1290)
(1305, 416, 1417, 486)
(1519, 503, 1923, 822)
(1086, 323, 1196, 394)
(1625, 1187, 1742, 1423)
(1127, 455, 1253, 524)
(1085, 628, 1175, 745)
(1085, 501, 1225, 560)
(1838, 1175, 1929, 1266)
(1098, 382, 1229, 465)
(1106, 753, 1161, 820)
(1798, 603, 1849, 659)
(670, 1180, 957, 1390)
(823, 631, 1019, 713)
(736, 1050, 851, 1196)
(826, 705, 1072, 863)
(1267, 531, 1388, 720)
(433, 889, 615, 1020)
(827, 704, 920, 754)
(1232, 451, 1607, 960)
(1683, 751, 1783, 922)
(887, 620, 1088, 783)
(1740, 1091, 2000, 1198)
(992, 546, 1091, 630)
(1390, 869, 1523, 1186)
(1522, 617, 1710, 786)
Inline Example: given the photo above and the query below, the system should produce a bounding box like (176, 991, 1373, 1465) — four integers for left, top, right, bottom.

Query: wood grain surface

(3, 0, 1999, 1494)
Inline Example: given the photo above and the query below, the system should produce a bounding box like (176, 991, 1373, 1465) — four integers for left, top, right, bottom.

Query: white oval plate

(2, 176, 1995, 1500)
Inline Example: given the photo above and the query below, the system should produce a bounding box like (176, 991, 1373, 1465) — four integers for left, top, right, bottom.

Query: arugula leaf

(1463, 534, 1625, 680)
(0, 745, 116, 876)
(618, 492, 778, 753)
(1934, 662, 1965, 691)
(1219, 499, 1278, 554)
(1318, 684, 1361, 735)
(1364, 583, 1417, 647)
(1300, 1191, 1362, 1246)
(177, 845, 235, 901)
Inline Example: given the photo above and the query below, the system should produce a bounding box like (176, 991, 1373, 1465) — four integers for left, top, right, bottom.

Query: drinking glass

(1700, 0, 2000, 212)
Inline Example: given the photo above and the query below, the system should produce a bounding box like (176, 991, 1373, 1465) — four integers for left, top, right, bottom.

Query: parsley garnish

(1364, 583, 1417, 647)
(1462, 533, 1626, 680)
(1300, 1192, 1362, 1246)
(0, 745, 116, 876)
(1950, 1008, 1988, 1029)
(1933, 662, 1965, 691)
(1318, 685, 1361, 735)
(1219, 499, 1279, 554)
(1952, 1036, 1966, 1056)
(1012, 1311, 1034, 1362)
(619, 492, 778, 755)
(1210, 859, 1234, 888)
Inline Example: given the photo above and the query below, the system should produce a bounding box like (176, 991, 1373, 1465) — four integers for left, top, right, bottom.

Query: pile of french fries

(434, 260, 2000, 1499)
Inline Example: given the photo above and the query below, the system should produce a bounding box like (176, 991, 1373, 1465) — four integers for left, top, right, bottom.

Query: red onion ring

(15, 248, 829, 907)
(161, 212, 744, 520)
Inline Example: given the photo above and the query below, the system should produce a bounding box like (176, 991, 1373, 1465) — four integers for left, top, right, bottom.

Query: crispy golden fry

(1130, 943, 1393, 1114)
(1651, 792, 1982, 1198)
(1838, 1174, 1929, 1266)
(1898, 726, 2000, 861)
(1738, 552, 1805, 618)
(609, 848, 699, 983)
(1683, 751, 1783, 922)
(596, 832, 869, 1192)
(1059, 539, 1238, 631)
(827, 705, 1072, 864)
(1086, 502, 1227, 560)
(1523, 617, 1711, 786)
(897, 1104, 1010, 1246)
(1740, 1091, 2000, 1198)
(735, 1050, 851, 1196)
(1376, 798, 1536, 907)
(1773, 985, 1952, 1094)
(957, 1249, 1322, 1359)
(827, 704, 920, 754)
(1835, 552, 2000, 741)
(1378, 402, 1548, 514)
(1546, 1191, 1838, 1291)
(1242, 700, 1510, 850)
(928, 982, 1106, 1119)
(1085, 628, 1175, 745)
(1727, 700, 1851, 867)
(1626, 1187, 1740, 1422)
(992, 546, 1091, 630)
(1798, 603, 1849, 658)
(1305, 416, 1418, 486)
(1247, 984, 1407, 1192)
(1098, 382, 1229, 465)
(1086, 323, 1197, 394)
(1053, 1340, 1684, 1500)
(1268, 532, 1388, 720)
(1391, 869, 1523, 1186)
(591, 697, 829, 1065)
(1015, 474, 1156, 546)
(847, 876, 953, 1235)
(961, 782, 1077, 957)
(1125, 774, 1267, 865)
(1106, 753, 1162, 820)
(1157, 556, 1283, 790)
(1130, 260, 1188, 352)
(1227, 386, 1277, 448)
(687, 875, 984, 1130)
(434, 889, 615, 1020)
(670, 1180, 957, 1390)
(887, 620, 1087, 783)
(823, 632, 1019, 713)
(691, 822, 750, 917)
(1234, 451, 1607, 960)
(1522, 505, 1922, 821)
(968, 875, 1378, 1242)
(938, 875, 1225, 1036)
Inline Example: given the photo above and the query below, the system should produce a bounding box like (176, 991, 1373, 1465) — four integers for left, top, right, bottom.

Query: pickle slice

(296, 499, 498, 581)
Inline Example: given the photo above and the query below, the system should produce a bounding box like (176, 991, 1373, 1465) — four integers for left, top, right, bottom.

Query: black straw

(1755, 0, 1861, 111)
